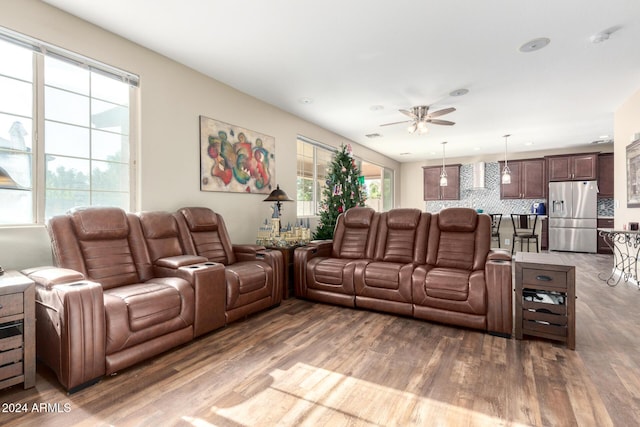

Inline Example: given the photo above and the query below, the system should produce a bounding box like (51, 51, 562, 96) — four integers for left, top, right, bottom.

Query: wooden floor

(1, 253, 638, 426)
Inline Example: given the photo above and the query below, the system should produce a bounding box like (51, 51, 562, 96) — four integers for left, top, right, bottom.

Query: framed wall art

(626, 138, 640, 207)
(200, 115, 275, 194)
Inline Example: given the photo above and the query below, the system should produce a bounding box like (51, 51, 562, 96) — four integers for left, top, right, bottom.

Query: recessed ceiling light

(524, 142, 533, 146)
(298, 97, 313, 104)
(399, 152, 411, 156)
(599, 134, 610, 139)
(450, 88, 469, 97)
(474, 147, 481, 151)
(519, 37, 550, 53)
(369, 105, 384, 111)
(365, 133, 382, 139)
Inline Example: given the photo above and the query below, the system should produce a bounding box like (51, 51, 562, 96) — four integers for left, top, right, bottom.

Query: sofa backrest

(425, 208, 490, 271)
(331, 207, 378, 259)
(374, 209, 430, 264)
(47, 206, 152, 289)
(138, 211, 184, 263)
(175, 207, 236, 265)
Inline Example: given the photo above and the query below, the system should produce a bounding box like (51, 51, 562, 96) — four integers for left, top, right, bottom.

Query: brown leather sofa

(295, 207, 513, 336)
(24, 206, 282, 392)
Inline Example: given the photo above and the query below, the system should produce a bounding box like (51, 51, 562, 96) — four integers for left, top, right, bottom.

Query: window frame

(0, 27, 139, 226)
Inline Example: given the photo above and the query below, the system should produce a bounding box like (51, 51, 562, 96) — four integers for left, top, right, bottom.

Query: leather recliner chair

(355, 208, 430, 316)
(295, 207, 379, 307)
(174, 207, 283, 323)
(25, 207, 198, 392)
(412, 207, 513, 335)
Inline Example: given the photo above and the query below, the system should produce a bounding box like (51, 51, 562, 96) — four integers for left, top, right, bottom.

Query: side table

(265, 245, 301, 299)
(0, 270, 35, 389)
(515, 252, 576, 350)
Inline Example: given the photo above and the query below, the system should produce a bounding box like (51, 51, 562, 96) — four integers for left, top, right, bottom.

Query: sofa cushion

(225, 261, 271, 309)
(180, 207, 219, 231)
(70, 207, 129, 240)
(438, 207, 477, 232)
(103, 278, 194, 354)
(435, 231, 476, 271)
(424, 267, 471, 301)
(343, 207, 374, 228)
(139, 211, 179, 239)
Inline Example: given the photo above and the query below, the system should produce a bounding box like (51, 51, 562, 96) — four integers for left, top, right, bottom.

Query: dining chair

(510, 213, 539, 255)
(489, 214, 502, 248)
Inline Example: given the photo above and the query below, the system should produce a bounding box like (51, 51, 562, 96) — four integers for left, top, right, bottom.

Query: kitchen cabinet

(597, 153, 614, 198)
(541, 218, 548, 250)
(423, 164, 460, 201)
(597, 218, 614, 254)
(499, 158, 546, 199)
(547, 153, 598, 181)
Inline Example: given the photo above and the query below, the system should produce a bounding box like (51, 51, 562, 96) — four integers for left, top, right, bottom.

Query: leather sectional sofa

(24, 206, 282, 392)
(294, 207, 513, 337)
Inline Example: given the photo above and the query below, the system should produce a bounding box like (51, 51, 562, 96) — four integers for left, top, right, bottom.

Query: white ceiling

(44, 0, 640, 163)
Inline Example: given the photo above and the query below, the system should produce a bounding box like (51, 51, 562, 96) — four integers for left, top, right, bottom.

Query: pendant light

(439, 141, 448, 186)
(501, 134, 512, 185)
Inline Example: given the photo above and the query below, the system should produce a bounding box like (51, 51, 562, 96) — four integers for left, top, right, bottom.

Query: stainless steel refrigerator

(548, 180, 598, 253)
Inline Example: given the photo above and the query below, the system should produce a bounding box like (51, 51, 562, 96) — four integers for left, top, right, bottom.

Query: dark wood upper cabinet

(423, 164, 460, 201)
(547, 153, 598, 181)
(499, 158, 545, 199)
(597, 153, 614, 198)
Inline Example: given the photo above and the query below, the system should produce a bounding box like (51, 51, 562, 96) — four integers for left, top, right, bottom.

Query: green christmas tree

(314, 144, 367, 240)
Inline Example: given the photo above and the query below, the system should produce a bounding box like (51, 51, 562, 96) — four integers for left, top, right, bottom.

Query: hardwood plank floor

(1, 253, 638, 426)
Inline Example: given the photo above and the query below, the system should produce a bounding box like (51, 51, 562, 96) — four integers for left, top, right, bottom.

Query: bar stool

(510, 213, 539, 255)
(489, 214, 502, 248)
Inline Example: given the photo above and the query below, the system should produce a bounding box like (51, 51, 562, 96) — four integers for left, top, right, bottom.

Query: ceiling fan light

(407, 124, 417, 133)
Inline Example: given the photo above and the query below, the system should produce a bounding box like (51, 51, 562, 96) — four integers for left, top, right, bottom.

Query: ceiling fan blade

(427, 119, 455, 126)
(380, 120, 413, 127)
(427, 107, 456, 118)
(399, 109, 417, 119)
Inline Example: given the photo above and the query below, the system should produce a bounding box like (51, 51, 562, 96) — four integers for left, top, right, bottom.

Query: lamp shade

(263, 185, 293, 202)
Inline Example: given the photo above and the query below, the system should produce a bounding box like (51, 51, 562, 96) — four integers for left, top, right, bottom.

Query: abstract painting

(200, 116, 275, 194)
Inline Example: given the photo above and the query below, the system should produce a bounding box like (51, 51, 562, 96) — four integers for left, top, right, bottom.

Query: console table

(514, 252, 576, 350)
(597, 228, 640, 288)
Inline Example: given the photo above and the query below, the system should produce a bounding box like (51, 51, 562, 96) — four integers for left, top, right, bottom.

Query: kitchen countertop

(598, 216, 615, 219)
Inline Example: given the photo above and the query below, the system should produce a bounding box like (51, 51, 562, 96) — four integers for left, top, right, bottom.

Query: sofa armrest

(487, 249, 512, 262)
(233, 244, 266, 256)
(293, 241, 333, 297)
(30, 275, 106, 392)
(485, 258, 513, 337)
(155, 255, 208, 269)
(154, 262, 227, 337)
(23, 266, 85, 289)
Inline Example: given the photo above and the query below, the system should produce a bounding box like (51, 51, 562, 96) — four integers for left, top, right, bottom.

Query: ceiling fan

(380, 105, 456, 134)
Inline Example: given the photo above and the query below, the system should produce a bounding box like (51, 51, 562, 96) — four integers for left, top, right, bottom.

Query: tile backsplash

(426, 161, 616, 218)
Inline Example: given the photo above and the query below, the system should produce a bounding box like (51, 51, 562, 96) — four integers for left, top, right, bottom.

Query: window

(358, 160, 394, 212)
(296, 137, 334, 217)
(0, 28, 138, 225)
(296, 136, 395, 216)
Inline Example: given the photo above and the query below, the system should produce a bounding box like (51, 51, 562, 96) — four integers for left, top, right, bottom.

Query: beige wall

(0, 0, 399, 270)
(614, 87, 640, 228)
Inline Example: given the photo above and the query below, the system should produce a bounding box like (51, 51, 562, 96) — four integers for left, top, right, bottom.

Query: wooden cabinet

(0, 271, 35, 390)
(597, 218, 614, 254)
(423, 164, 460, 201)
(541, 218, 548, 250)
(266, 245, 299, 299)
(597, 153, 614, 198)
(547, 153, 598, 181)
(515, 252, 575, 350)
(499, 158, 546, 199)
